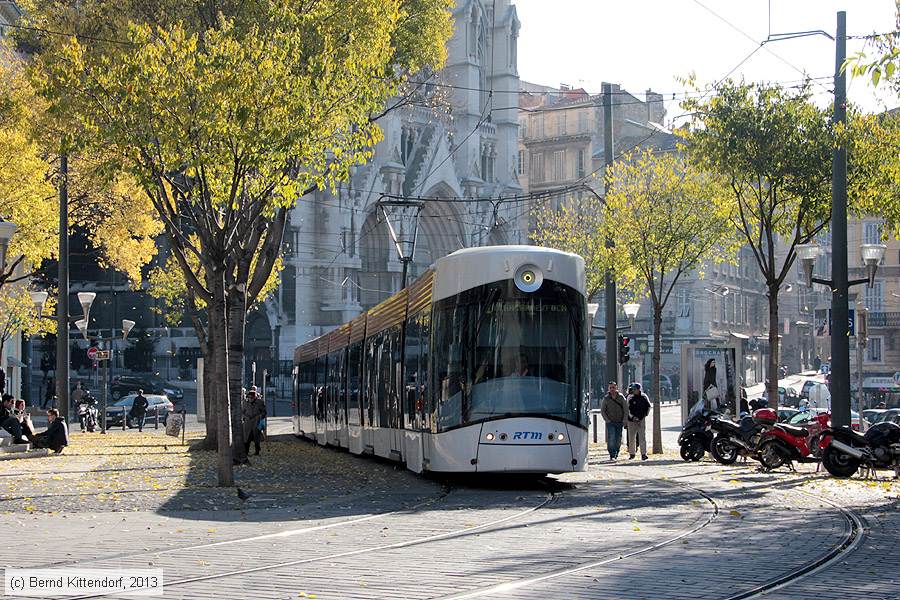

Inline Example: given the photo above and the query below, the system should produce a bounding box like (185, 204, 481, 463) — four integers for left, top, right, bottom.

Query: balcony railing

(868, 312, 900, 328)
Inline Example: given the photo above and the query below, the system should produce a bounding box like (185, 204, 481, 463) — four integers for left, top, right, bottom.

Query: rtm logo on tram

(512, 432, 542, 440)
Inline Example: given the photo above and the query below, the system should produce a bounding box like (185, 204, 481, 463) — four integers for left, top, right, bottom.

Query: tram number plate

(512, 431, 542, 440)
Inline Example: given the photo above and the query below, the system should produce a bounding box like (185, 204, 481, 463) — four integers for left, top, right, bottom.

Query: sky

(514, 0, 899, 122)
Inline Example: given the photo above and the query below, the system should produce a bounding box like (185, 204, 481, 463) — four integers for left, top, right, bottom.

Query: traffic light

(618, 335, 631, 364)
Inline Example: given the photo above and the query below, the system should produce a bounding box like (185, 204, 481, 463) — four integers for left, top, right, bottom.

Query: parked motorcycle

(821, 421, 900, 478)
(756, 411, 831, 470)
(77, 392, 99, 433)
(679, 408, 718, 462)
(709, 409, 773, 465)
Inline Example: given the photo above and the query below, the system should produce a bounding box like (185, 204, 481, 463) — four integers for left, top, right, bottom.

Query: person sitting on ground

(33, 409, 68, 453)
(0, 394, 28, 444)
(14, 399, 36, 443)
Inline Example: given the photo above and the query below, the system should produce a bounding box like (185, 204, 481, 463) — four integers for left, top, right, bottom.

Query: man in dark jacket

(600, 382, 627, 460)
(626, 383, 651, 460)
(242, 386, 266, 456)
(130, 390, 149, 432)
(34, 409, 68, 453)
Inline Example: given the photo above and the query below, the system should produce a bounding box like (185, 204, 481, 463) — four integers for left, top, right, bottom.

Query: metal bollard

(154, 406, 159, 429)
(181, 409, 186, 446)
(592, 413, 598, 444)
(121, 407, 126, 431)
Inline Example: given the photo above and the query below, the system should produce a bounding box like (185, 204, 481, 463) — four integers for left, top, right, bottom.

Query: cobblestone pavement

(1, 427, 897, 600)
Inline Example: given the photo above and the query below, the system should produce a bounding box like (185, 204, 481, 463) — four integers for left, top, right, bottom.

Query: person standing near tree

(600, 382, 627, 461)
(626, 383, 651, 461)
(242, 386, 266, 456)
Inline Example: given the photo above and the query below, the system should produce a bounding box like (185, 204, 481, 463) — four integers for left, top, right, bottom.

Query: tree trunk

(227, 286, 248, 464)
(210, 273, 234, 486)
(199, 346, 217, 449)
(767, 288, 780, 410)
(651, 305, 663, 454)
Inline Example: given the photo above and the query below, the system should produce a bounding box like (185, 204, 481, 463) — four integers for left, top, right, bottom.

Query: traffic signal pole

(602, 83, 618, 386)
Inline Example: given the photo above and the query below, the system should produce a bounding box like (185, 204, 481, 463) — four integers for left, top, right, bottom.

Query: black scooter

(678, 408, 718, 461)
(709, 412, 771, 465)
(822, 421, 900, 478)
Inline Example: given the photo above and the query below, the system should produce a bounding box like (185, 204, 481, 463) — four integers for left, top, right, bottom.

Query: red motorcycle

(756, 410, 831, 470)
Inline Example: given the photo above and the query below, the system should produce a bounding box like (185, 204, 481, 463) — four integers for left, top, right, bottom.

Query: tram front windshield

(432, 279, 585, 429)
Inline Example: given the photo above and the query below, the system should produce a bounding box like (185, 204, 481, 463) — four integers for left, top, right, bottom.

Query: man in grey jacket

(600, 381, 628, 460)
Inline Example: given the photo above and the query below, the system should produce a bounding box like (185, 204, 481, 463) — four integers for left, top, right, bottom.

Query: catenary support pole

(830, 11, 850, 428)
(56, 152, 70, 421)
(602, 83, 618, 385)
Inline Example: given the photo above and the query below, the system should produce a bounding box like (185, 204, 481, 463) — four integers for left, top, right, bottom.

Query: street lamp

(29, 291, 49, 319)
(860, 244, 887, 288)
(376, 197, 425, 290)
(122, 319, 135, 340)
(77, 292, 96, 324)
(0, 221, 16, 272)
(623, 302, 641, 328)
(795, 243, 821, 288)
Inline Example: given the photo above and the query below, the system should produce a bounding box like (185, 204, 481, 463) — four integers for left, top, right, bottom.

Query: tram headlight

(514, 264, 543, 293)
(556, 433, 566, 442)
(485, 432, 495, 441)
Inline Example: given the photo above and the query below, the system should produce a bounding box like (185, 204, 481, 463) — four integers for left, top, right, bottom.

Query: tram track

(435, 464, 865, 600)
(70, 488, 559, 599)
(723, 490, 865, 600)
(38, 485, 454, 570)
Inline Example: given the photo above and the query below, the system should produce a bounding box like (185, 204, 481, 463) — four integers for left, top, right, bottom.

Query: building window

(865, 281, 883, 312)
(578, 110, 588, 132)
(535, 113, 544, 138)
(552, 150, 565, 181)
(531, 152, 544, 183)
(676, 288, 690, 317)
(576, 149, 585, 179)
(519, 119, 526, 139)
(867, 337, 882, 362)
(864, 220, 883, 244)
(558, 113, 567, 136)
(517, 149, 526, 175)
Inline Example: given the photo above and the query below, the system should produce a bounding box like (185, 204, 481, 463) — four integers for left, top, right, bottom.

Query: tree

(29, 0, 453, 485)
(682, 82, 834, 406)
(532, 194, 632, 301)
(846, 1, 900, 93)
(0, 283, 56, 359)
(147, 249, 282, 447)
(604, 148, 736, 453)
(0, 41, 56, 289)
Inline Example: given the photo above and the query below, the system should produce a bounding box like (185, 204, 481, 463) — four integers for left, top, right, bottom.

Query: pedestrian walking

(42, 377, 55, 409)
(242, 386, 266, 456)
(626, 383, 651, 460)
(70, 382, 85, 418)
(129, 389, 149, 432)
(600, 381, 627, 460)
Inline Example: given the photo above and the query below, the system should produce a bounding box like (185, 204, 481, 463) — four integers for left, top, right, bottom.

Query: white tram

(292, 246, 589, 474)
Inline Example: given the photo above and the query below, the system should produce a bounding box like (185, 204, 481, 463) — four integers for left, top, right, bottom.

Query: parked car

(111, 375, 183, 403)
(106, 394, 174, 428)
(862, 409, 887, 424)
(641, 374, 673, 400)
(800, 380, 817, 399)
(788, 408, 866, 431)
(870, 408, 900, 425)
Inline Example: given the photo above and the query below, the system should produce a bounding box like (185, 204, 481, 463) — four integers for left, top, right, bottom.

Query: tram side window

(300, 361, 315, 418)
(432, 305, 466, 430)
(315, 357, 326, 421)
(347, 342, 362, 426)
(419, 309, 432, 430)
(365, 335, 378, 427)
(404, 315, 420, 429)
(377, 330, 393, 429)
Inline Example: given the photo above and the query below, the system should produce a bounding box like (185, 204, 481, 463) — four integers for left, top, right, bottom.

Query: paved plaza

(0, 411, 897, 600)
